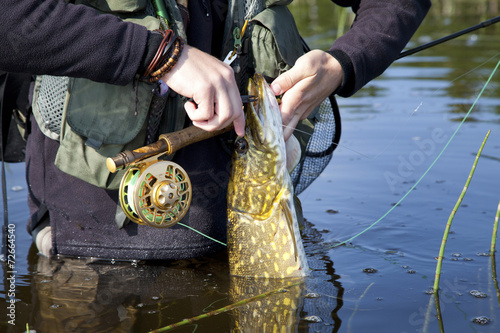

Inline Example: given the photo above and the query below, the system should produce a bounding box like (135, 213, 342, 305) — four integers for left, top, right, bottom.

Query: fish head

(228, 73, 286, 216)
(232, 73, 286, 183)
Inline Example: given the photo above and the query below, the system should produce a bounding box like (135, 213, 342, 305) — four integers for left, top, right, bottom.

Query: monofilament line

(331, 57, 500, 249)
(178, 222, 227, 246)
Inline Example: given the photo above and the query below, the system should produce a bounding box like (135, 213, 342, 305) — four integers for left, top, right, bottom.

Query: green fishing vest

(31, 0, 312, 190)
(243, 0, 315, 163)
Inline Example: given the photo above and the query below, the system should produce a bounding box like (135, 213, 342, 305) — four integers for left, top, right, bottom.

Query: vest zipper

(202, 0, 210, 17)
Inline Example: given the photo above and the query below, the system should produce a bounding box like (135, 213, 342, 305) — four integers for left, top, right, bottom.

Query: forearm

(329, 0, 431, 97)
(0, 0, 155, 85)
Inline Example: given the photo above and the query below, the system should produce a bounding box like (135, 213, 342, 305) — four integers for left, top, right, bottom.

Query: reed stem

(433, 130, 490, 293)
(492, 253, 500, 307)
(491, 200, 500, 255)
(434, 293, 445, 333)
(149, 281, 303, 332)
(347, 282, 374, 332)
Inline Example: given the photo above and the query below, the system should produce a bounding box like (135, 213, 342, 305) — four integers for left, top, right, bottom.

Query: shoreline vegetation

(289, 0, 500, 44)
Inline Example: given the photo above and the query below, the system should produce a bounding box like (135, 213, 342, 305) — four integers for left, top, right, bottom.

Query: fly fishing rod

(106, 15, 500, 229)
(397, 15, 500, 60)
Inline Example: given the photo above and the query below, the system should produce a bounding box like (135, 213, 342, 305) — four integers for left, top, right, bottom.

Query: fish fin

(285, 134, 301, 173)
(293, 194, 305, 231)
(280, 197, 298, 262)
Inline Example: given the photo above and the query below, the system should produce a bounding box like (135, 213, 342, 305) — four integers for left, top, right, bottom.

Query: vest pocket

(54, 78, 154, 190)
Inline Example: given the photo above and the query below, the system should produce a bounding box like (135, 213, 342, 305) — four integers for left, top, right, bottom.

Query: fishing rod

(397, 15, 500, 60)
(108, 12, 499, 174)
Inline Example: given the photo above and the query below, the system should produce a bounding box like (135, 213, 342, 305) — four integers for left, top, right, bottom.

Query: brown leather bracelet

(149, 37, 184, 82)
(142, 29, 173, 78)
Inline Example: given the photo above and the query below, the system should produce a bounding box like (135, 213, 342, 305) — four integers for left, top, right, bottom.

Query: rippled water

(2, 1, 500, 332)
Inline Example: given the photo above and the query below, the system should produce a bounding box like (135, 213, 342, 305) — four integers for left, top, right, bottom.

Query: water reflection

(25, 222, 345, 332)
(33, 257, 141, 332)
(300, 222, 344, 332)
(229, 276, 305, 332)
(2, 1, 500, 332)
(29, 252, 232, 332)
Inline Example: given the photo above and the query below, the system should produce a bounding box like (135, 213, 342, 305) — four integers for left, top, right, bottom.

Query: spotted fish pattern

(229, 276, 305, 331)
(227, 73, 309, 278)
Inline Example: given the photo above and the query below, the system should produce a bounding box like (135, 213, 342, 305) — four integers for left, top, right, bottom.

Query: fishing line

(330, 56, 500, 249)
(180, 53, 500, 248)
(284, 124, 375, 159)
(360, 51, 500, 158)
(178, 222, 227, 246)
(285, 51, 500, 162)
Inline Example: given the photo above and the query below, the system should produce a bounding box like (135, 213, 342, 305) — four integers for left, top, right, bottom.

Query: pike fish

(227, 73, 309, 278)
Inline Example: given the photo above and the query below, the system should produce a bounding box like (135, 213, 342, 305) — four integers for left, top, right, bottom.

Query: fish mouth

(245, 73, 281, 146)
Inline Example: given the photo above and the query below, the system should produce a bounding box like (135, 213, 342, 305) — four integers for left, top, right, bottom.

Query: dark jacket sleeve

(0, 0, 154, 85)
(327, 0, 431, 97)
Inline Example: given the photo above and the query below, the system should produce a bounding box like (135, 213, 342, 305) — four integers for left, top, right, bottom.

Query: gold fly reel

(119, 161, 192, 228)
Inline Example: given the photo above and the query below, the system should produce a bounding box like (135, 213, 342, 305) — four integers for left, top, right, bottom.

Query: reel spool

(119, 161, 192, 228)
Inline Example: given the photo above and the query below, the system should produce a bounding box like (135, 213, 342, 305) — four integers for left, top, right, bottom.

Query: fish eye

(235, 138, 248, 154)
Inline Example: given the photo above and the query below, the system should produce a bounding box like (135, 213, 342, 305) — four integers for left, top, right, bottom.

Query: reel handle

(107, 124, 233, 173)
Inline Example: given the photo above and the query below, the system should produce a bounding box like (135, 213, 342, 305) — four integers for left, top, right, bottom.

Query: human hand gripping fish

(271, 50, 343, 141)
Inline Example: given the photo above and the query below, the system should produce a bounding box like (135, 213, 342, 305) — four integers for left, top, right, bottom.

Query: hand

(270, 50, 343, 141)
(161, 45, 246, 137)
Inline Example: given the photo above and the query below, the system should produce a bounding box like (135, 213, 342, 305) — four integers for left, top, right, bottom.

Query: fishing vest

(31, 0, 313, 190)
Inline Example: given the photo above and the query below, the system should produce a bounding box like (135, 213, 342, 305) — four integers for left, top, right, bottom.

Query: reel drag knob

(154, 182, 181, 210)
(119, 161, 192, 228)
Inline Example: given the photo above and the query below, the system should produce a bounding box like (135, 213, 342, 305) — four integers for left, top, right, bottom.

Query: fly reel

(108, 124, 232, 228)
(119, 161, 192, 228)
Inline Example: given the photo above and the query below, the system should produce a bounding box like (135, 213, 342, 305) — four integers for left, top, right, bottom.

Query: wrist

(326, 49, 354, 97)
(137, 31, 164, 75)
(139, 29, 184, 83)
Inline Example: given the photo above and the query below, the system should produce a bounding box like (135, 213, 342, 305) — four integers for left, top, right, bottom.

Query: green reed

(433, 130, 490, 293)
(491, 200, 500, 254)
(149, 281, 303, 332)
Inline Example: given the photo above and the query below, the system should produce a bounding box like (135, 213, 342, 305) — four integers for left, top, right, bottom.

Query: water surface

(2, 1, 500, 332)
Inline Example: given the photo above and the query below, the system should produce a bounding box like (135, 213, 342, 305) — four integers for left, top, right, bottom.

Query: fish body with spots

(227, 73, 309, 278)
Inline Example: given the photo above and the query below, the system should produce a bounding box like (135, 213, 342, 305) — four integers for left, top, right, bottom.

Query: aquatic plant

(433, 130, 490, 293)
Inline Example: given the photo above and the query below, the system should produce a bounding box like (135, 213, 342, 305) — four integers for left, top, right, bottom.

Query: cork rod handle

(106, 125, 233, 173)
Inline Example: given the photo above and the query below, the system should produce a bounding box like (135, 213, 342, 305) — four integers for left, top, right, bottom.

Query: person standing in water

(0, 0, 430, 260)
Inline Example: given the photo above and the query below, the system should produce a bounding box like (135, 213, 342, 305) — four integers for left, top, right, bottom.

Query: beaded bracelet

(149, 37, 184, 83)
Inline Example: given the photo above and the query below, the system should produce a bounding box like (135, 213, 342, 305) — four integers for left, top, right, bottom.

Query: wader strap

(26, 155, 50, 234)
(29, 204, 49, 234)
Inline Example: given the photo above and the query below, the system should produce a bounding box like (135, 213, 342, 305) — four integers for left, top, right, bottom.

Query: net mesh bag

(36, 75, 69, 136)
(291, 95, 341, 195)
